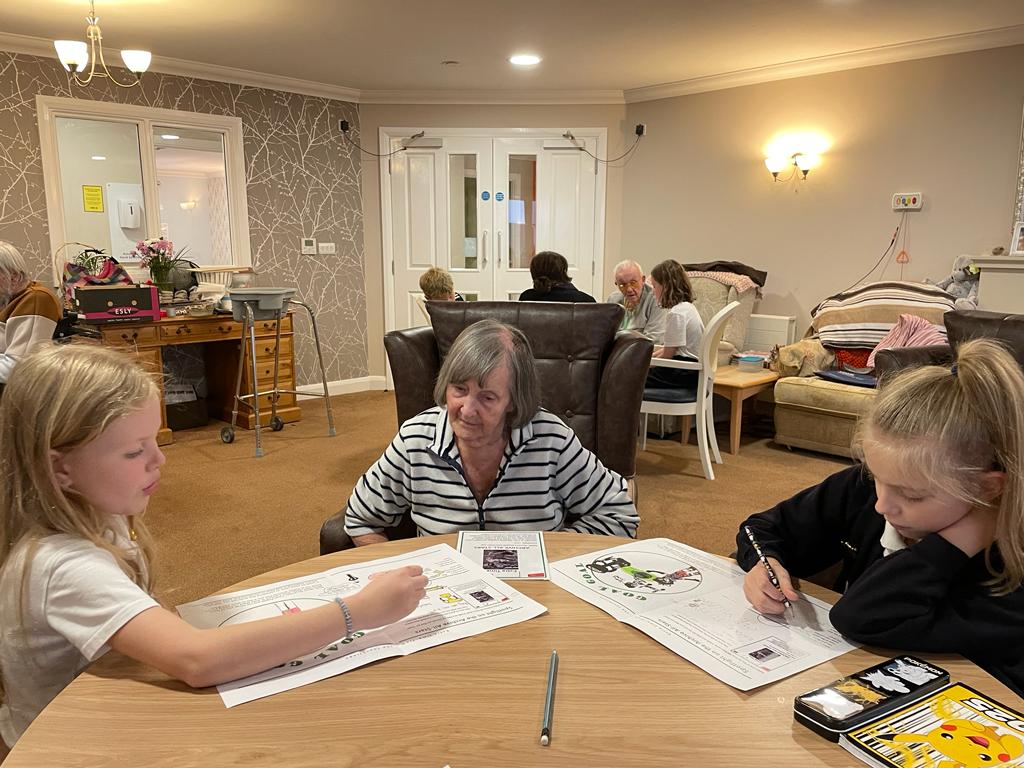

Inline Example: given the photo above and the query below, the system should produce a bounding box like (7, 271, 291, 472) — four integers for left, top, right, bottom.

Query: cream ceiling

(2, 0, 1024, 102)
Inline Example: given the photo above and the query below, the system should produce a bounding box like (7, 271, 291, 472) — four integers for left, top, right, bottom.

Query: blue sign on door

(481, 191, 490, 201)
(495, 191, 505, 202)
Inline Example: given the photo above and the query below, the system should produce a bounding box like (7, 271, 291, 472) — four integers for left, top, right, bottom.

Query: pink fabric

(866, 313, 948, 368)
(687, 270, 760, 295)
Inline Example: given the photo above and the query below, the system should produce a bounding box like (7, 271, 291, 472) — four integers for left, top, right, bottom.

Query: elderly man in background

(606, 259, 666, 343)
(0, 242, 61, 389)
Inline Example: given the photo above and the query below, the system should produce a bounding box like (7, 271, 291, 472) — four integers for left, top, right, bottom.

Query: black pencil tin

(793, 656, 950, 742)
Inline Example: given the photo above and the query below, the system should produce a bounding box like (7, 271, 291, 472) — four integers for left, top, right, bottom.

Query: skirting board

(296, 376, 387, 399)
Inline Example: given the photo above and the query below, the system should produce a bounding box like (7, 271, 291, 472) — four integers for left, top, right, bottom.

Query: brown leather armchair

(874, 309, 1024, 378)
(319, 301, 653, 554)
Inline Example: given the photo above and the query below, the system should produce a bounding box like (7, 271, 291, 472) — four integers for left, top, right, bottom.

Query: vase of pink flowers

(129, 237, 188, 292)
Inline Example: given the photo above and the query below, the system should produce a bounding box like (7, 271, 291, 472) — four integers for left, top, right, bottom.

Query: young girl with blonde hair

(0, 345, 427, 748)
(737, 338, 1024, 696)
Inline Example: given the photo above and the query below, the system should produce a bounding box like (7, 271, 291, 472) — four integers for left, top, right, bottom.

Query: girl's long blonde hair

(0, 344, 159, 595)
(853, 338, 1024, 594)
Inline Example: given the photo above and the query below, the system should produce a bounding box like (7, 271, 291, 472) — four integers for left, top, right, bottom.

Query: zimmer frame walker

(219, 296, 336, 457)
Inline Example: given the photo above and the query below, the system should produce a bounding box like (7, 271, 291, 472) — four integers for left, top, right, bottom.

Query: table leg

(729, 392, 743, 455)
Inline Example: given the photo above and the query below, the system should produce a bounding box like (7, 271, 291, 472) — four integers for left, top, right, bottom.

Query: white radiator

(744, 313, 797, 350)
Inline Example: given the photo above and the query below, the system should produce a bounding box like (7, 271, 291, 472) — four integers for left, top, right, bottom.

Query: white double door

(384, 130, 605, 331)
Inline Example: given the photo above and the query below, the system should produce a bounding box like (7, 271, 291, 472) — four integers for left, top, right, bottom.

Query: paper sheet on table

(456, 530, 550, 580)
(176, 543, 546, 707)
(549, 537, 857, 691)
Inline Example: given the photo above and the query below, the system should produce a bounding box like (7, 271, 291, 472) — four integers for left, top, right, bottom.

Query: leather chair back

(945, 310, 1024, 367)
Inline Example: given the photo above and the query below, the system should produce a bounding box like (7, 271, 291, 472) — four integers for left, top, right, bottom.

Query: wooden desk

(90, 313, 301, 445)
(714, 366, 780, 455)
(8, 533, 1021, 767)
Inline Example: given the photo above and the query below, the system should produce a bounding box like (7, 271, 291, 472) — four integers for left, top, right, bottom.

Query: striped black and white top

(344, 406, 638, 539)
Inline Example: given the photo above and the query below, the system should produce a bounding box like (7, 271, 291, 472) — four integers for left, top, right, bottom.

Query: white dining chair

(639, 301, 741, 480)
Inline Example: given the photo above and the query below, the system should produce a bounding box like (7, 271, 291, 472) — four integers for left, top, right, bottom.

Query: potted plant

(129, 237, 189, 292)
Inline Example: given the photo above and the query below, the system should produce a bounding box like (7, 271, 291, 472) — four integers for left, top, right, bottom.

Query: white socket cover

(301, 237, 317, 255)
(892, 193, 923, 211)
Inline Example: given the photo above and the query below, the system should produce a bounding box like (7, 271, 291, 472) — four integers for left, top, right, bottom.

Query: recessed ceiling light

(91, 155, 106, 160)
(160, 133, 180, 140)
(509, 54, 541, 67)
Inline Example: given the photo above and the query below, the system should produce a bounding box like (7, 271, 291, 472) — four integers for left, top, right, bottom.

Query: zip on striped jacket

(344, 406, 639, 540)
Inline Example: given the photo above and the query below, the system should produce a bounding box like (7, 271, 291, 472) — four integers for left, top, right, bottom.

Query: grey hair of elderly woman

(0, 241, 27, 280)
(433, 319, 540, 430)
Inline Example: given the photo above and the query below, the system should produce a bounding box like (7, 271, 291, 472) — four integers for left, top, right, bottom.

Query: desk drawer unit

(101, 324, 159, 348)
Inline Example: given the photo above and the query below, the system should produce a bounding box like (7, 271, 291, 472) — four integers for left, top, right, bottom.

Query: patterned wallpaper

(0, 50, 367, 384)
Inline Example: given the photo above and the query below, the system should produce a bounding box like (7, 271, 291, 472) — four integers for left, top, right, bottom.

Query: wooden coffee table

(713, 366, 780, 454)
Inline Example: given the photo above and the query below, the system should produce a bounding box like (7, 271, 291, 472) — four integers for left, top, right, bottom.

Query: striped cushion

(811, 282, 955, 349)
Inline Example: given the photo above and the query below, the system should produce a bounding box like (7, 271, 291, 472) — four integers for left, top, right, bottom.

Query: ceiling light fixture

(90, 155, 106, 161)
(160, 134, 180, 140)
(179, 200, 197, 211)
(509, 53, 541, 67)
(53, 0, 151, 88)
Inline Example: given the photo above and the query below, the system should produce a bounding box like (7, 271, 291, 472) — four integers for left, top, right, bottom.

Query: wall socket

(301, 237, 317, 255)
(892, 192, 923, 211)
(317, 242, 336, 255)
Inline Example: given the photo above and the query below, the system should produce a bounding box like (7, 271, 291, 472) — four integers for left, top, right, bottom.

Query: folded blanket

(866, 313, 948, 368)
(688, 271, 760, 296)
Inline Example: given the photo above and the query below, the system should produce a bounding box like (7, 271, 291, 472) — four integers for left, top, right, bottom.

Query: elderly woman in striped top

(344, 319, 639, 544)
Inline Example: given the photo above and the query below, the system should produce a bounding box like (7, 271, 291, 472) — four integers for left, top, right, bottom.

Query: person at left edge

(344, 319, 639, 544)
(0, 241, 62, 390)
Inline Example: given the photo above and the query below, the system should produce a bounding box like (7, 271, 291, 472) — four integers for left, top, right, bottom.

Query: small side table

(713, 366, 780, 455)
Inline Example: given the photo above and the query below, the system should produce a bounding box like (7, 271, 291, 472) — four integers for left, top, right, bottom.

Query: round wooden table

(8, 533, 1023, 767)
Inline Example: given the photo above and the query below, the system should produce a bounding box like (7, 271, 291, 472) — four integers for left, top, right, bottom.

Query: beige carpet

(145, 391, 849, 607)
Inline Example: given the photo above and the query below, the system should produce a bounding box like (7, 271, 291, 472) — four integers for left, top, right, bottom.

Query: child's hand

(742, 557, 799, 615)
(348, 565, 428, 629)
(937, 506, 998, 557)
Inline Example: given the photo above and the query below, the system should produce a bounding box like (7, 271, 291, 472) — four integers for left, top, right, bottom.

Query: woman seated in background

(645, 259, 705, 391)
(419, 267, 464, 301)
(0, 241, 62, 393)
(518, 251, 595, 303)
(344, 319, 638, 544)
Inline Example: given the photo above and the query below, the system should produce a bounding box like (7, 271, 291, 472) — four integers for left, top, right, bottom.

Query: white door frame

(379, 126, 608, 340)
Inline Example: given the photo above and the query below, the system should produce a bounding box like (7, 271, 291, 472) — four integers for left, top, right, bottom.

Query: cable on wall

(562, 124, 646, 166)
(840, 212, 906, 293)
(338, 120, 409, 158)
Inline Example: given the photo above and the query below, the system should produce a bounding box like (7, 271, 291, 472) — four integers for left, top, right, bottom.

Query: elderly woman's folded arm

(555, 431, 639, 538)
(344, 436, 413, 542)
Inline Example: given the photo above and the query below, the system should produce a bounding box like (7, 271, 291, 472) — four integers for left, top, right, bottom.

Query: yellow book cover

(841, 683, 1024, 768)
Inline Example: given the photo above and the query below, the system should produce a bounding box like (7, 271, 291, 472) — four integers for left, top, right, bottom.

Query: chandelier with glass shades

(53, 0, 152, 88)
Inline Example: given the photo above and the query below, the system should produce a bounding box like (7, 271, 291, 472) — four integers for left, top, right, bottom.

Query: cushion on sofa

(811, 281, 955, 349)
(690, 274, 757, 364)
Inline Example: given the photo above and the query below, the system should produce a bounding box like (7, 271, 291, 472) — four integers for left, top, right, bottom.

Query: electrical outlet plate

(317, 242, 336, 255)
(892, 192, 923, 211)
(301, 237, 316, 255)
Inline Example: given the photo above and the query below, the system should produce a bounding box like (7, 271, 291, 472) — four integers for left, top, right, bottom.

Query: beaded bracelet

(333, 596, 354, 640)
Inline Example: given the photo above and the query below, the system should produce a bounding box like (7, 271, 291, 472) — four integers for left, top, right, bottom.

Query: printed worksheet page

(549, 538, 857, 690)
(177, 543, 547, 707)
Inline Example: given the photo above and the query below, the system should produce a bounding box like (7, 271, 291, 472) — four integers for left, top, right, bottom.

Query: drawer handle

(263, 346, 273, 355)
(121, 331, 139, 341)
(218, 325, 233, 333)
(175, 326, 193, 335)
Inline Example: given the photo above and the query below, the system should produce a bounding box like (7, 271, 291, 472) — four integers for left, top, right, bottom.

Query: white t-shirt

(0, 520, 158, 746)
(662, 302, 705, 360)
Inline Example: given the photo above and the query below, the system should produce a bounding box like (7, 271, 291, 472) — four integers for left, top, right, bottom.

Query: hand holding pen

(742, 526, 798, 616)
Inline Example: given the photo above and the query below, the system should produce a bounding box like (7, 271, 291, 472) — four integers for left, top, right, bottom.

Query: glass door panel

(55, 116, 145, 260)
(507, 154, 537, 270)
(448, 154, 478, 270)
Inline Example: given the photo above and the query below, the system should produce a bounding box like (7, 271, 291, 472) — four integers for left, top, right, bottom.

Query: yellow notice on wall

(82, 185, 104, 213)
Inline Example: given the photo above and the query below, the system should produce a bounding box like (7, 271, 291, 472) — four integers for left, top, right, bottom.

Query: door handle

(497, 231, 502, 268)
(481, 230, 488, 269)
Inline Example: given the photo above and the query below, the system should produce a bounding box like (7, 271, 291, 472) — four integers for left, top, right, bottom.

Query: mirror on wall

(153, 125, 233, 266)
(55, 116, 146, 261)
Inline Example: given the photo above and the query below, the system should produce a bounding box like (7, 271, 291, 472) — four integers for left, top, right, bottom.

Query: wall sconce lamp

(765, 152, 818, 181)
(179, 200, 198, 211)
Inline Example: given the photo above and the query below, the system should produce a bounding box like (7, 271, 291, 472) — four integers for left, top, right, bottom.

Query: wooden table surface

(8, 533, 1022, 767)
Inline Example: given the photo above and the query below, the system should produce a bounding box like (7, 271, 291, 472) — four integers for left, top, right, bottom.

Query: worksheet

(549, 538, 857, 691)
(177, 544, 547, 707)
(456, 530, 550, 580)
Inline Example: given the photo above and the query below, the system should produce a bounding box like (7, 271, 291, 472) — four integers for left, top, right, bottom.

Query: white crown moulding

(623, 23, 1024, 103)
(3, 24, 1024, 106)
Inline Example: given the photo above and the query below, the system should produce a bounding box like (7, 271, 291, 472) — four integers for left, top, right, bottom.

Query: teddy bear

(926, 254, 979, 310)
